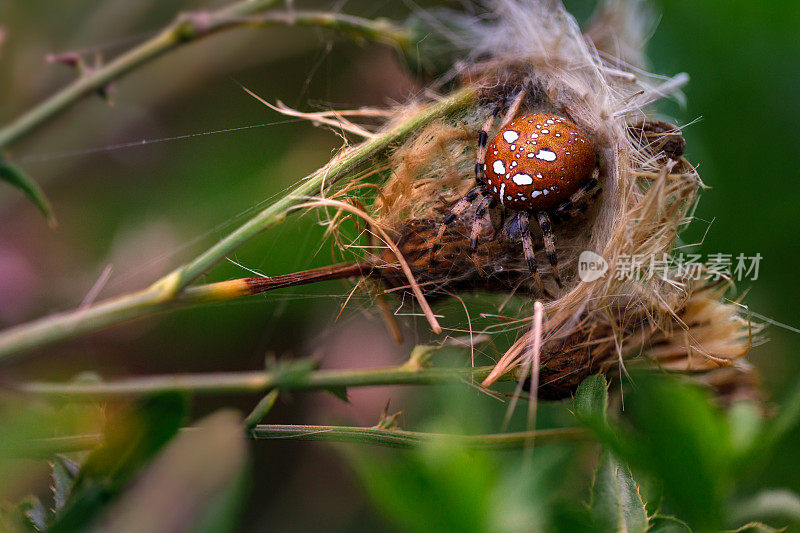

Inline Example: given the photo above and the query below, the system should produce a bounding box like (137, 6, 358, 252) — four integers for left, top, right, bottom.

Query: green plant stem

(0, 288, 174, 362)
(27, 425, 590, 456)
(0, 86, 477, 362)
(0, 1, 410, 150)
(252, 11, 411, 47)
(0, 268, 366, 363)
(20, 361, 512, 401)
(248, 424, 591, 449)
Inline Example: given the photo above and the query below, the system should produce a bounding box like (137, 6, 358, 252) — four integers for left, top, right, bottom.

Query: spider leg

(536, 211, 563, 288)
(434, 89, 530, 266)
(431, 186, 485, 261)
(508, 211, 549, 296)
(553, 167, 602, 221)
(472, 90, 526, 219)
(499, 89, 528, 129)
(475, 103, 504, 187)
(475, 88, 527, 188)
(470, 195, 494, 249)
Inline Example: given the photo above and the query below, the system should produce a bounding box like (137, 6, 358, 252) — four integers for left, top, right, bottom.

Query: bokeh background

(1, 0, 799, 530)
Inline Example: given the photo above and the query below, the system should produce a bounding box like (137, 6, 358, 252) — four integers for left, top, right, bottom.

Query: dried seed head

(333, 0, 758, 399)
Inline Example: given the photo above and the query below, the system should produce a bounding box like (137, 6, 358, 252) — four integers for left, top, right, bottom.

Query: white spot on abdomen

(492, 160, 506, 174)
(502, 130, 520, 144)
(512, 173, 533, 186)
(499, 183, 506, 205)
(534, 149, 557, 162)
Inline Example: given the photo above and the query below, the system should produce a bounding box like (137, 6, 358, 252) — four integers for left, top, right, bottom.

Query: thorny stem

(19, 361, 516, 401)
(0, 1, 411, 151)
(248, 425, 590, 449)
(252, 11, 411, 47)
(20, 355, 586, 455)
(27, 425, 590, 456)
(0, 86, 477, 362)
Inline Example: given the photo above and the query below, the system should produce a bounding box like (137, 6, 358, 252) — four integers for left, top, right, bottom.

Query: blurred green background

(1, 0, 799, 530)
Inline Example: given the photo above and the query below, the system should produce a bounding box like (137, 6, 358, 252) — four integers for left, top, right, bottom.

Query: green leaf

(49, 392, 187, 532)
(0, 394, 103, 468)
(404, 345, 437, 370)
(573, 374, 609, 426)
(551, 503, 606, 533)
(78, 392, 187, 486)
(374, 408, 402, 430)
(52, 454, 81, 514)
(729, 489, 800, 529)
(589, 452, 649, 533)
(347, 438, 493, 533)
(0, 501, 38, 532)
(727, 401, 764, 460)
(756, 378, 800, 457)
(18, 496, 47, 531)
(728, 522, 783, 533)
(622, 373, 731, 532)
(266, 356, 319, 387)
(490, 447, 571, 533)
(87, 410, 248, 533)
(573, 374, 626, 451)
(243, 389, 280, 430)
(648, 515, 693, 533)
(0, 161, 56, 227)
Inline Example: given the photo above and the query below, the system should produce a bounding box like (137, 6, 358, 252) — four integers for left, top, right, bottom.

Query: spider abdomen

(484, 113, 596, 211)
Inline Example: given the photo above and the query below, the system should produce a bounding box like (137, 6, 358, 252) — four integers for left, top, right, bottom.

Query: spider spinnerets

(434, 90, 601, 294)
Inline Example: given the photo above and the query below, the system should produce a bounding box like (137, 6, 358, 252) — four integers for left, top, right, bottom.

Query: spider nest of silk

(322, 0, 758, 400)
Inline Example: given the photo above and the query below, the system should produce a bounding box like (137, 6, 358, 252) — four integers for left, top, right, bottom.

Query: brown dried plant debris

(270, 0, 758, 401)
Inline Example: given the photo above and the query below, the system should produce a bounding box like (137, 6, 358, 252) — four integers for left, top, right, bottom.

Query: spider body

(484, 113, 596, 211)
(434, 91, 601, 293)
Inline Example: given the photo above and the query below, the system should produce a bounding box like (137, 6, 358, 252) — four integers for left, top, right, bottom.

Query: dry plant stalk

(293, 0, 759, 400)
